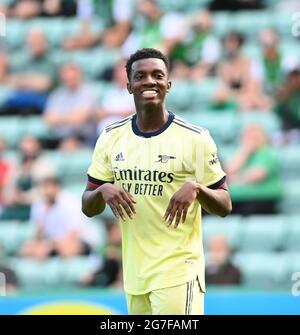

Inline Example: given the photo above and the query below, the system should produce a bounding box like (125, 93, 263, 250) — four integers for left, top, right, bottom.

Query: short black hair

(125, 48, 170, 80)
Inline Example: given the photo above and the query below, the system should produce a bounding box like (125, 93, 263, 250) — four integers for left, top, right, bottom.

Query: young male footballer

(82, 48, 232, 315)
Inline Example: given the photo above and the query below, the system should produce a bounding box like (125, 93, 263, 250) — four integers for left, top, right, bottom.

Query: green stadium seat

(272, 12, 295, 35)
(276, 145, 300, 180)
(239, 112, 281, 136)
(0, 221, 34, 255)
(233, 252, 289, 289)
(5, 20, 29, 50)
(285, 217, 300, 251)
(157, 0, 209, 12)
(239, 215, 287, 252)
(280, 179, 300, 214)
(21, 116, 52, 140)
(202, 215, 242, 251)
(213, 13, 231, 37)
(0, 86, 12, 109)
(0, 117, 22, 148)
(10, 257, 93, 287)
(285, 252, 300, 275)
(177, 110, 239, 144)
(229, 11, 271, 36)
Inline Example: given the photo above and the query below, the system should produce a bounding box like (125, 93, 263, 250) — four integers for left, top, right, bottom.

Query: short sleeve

(87, 130, 114, 185)
(196, 130, 226, 188)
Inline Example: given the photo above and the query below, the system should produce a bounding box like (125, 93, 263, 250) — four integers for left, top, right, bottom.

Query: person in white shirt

(20, 177, 94, 260)
(96, 59, 135, 135)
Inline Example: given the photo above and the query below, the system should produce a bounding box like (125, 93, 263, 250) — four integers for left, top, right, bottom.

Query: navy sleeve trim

(208, 176, 226, 189)
(87, 174, 114, 186)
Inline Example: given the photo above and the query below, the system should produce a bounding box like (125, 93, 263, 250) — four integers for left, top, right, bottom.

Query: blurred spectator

(3, 0, 76, 18)
(206, 235, 242, 285)
(274, 69, 300, 144)
(79, 220, 122, 288)
(62, 0, 132, 50)
(259, 28, 299, 92)
(4, 29, 56, 115)
(44, 63, 97, 148)
(0, 263, 19, 294)
(208, 0, 264, 11)
(20, 177, 94, 260)
(276, 0, 300, 12)
(0, 136, 56, 221)
(0, 52, 9, 82)
(171, 10, 221, 80)
(225, 124, 283, 215)
(213, 32, 272, 111)
(0, 138, 14, 214)
(96, 59, 135, 135)
(122, 0, 184, 58)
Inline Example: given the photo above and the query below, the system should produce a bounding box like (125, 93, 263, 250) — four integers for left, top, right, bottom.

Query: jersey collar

(131, 112, 174, 138)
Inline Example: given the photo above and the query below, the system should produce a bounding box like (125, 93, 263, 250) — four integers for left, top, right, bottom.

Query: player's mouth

(141, 89, 158, 99)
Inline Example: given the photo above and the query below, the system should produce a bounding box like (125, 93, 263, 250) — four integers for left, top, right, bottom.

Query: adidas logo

(115, 152, 125, 161)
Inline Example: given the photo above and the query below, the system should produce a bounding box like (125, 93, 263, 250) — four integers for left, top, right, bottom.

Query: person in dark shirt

(206, 235, 242, 285)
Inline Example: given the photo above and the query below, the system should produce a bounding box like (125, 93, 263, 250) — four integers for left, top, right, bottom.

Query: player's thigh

(126, 292, 151, 315)
(150, 277, 204, 315)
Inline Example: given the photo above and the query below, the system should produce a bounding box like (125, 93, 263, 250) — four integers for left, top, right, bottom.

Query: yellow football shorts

(126, 276, 204, 315)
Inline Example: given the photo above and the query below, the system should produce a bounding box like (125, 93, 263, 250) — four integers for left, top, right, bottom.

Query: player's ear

(127, 82, 133, 94)
(166, 80, 172, 93)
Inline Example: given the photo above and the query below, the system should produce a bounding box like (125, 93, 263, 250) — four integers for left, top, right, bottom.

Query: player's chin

(141, 97, 162, 106)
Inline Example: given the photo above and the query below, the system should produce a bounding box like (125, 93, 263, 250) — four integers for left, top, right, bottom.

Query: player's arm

(163, 179, 231, 228)
(195, 180, 232, 217)
(81, 182, 136, 220)
(81, 183, 106, 218)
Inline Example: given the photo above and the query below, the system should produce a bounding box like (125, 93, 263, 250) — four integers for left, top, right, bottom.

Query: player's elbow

(219, 201, 232, 217)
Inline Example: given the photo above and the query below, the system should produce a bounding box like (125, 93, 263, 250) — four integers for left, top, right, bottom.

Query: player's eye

(134, 73, 144, 80)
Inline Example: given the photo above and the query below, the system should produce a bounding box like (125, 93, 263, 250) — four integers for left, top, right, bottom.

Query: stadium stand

(0, 0, 299, 293)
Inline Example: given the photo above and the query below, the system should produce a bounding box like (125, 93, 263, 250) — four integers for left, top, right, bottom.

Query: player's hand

(98, 183, 136, 221)
(163, 181, 199, 228)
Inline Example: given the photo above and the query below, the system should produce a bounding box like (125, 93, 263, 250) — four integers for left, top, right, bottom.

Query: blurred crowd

(0, 0, 300, 292)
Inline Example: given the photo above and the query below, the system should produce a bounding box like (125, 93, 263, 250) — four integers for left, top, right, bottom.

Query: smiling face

(127, 58, 171, 110)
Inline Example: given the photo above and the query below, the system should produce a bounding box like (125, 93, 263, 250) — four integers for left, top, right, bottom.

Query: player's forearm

(196, 184, 232, 217)
(81, 187, 106, 217)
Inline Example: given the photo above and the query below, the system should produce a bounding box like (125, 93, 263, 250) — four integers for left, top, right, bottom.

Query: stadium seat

(0, 117, 22, 148)
(285, 216, 300, 252)
(0, 86, 12, 109)
(157, 0, 209, 12)
(202, 215, 242, 251)
(276, 145, 300, 180)
(229, 11, 271, 36)
(177, 110, 239, 144)
(43, 149, 92, 183)
(5, 20, 29, 50)
(280, 179, 300, 214)
(233, 252, 289, 289)
(239, 215, 287, 252)
(238, 111, 281, 136)
(21, 116, 52, 140)
(10, 257, 94, 287)
(0, 221, 34, 256)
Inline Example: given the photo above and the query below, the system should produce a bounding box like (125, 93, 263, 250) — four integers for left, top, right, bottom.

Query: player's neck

(135, 106, 169, 133)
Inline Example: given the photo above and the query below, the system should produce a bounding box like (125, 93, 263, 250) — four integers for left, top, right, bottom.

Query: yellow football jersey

(87, 112, 226, 295)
